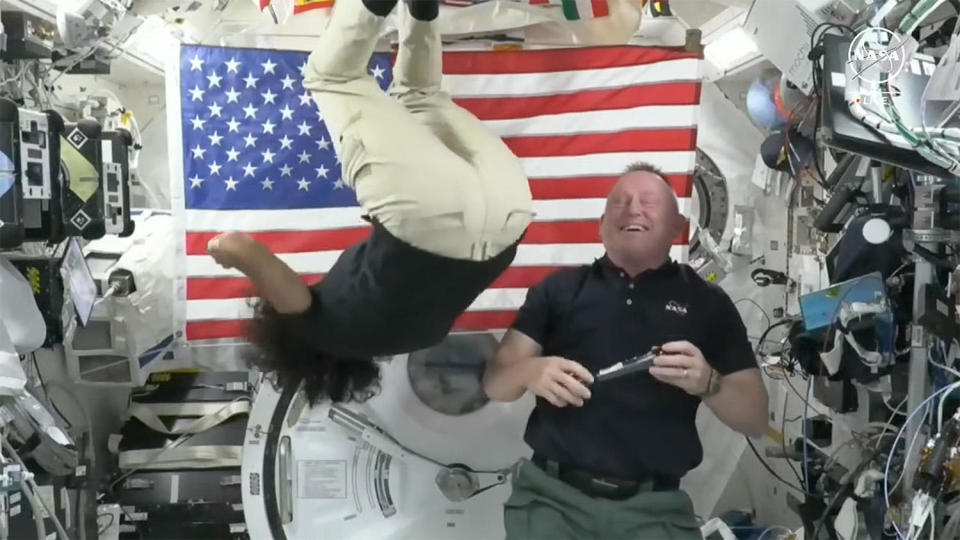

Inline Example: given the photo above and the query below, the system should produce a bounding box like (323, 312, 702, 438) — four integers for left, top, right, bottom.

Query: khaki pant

(504, 460, 703, 540)
(302, 2, 534, 261)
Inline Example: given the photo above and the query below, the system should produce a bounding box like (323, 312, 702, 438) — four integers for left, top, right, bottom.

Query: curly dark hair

(244, 299, 381, 406)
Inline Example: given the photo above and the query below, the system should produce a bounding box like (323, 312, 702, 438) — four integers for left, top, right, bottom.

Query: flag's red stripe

(186, 222, 597, 256)
(455, 83, 701, 120)
(439, 47, 700, 74)
(259, 0, 270, 10)
(187, 320, 248, 341)
(529, 174, 694, 199)
(453, 311, 518, 331)
(592, 0, 610, 16)
(292, 0, 331, 14)
(188, 274, 324, 300)
(186, 312, 522, 341)
(504, 128, 697, 157)
(185, 228, 372, 256)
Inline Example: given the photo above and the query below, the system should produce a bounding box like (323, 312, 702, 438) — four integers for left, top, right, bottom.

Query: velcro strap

(118, 445, 242, 470)
(129, 400, 250, 435)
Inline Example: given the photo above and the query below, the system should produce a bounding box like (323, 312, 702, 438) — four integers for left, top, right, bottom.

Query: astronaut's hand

(650, 341, 716, 397)
(527, 357, 594, 408)
(207, 232, 261, 272)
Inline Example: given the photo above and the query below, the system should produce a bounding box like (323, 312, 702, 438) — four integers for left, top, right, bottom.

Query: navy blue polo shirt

(510, 256, 756, 481)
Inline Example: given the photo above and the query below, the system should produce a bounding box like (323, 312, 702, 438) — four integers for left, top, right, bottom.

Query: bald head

(599, 166, 686, 275)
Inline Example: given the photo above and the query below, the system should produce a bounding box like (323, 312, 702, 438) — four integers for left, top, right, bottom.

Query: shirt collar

(597, 254, 678, 282)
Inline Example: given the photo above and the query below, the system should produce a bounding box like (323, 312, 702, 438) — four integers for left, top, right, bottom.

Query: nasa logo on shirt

(665, 300, 688, 316)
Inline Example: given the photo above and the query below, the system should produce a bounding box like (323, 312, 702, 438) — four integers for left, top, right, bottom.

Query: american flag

(172, 44, 702, 343)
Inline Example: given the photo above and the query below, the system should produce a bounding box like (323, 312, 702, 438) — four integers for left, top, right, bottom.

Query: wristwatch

(696, 368, 721, 398)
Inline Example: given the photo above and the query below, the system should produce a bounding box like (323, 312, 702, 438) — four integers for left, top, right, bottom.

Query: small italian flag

(526, 0, 611, 20)
(293, 0, 333, 14)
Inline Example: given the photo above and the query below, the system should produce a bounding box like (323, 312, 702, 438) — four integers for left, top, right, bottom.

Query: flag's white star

(316, 137, 330, 150)
(226, 117, 241, 133)
(297, 178, 311, 191)
(279, 105, 294, 120)
(190, 115, 205, 130)
(279, 164, 292, 177)
(189, 55, 204, 71)
(224, 177, 239, 191)
(370, 64, 385, 80)
(261, 178, 274, 190)
(333, 178, 346, 190)
(262, 59, 277, 74)
(261, 89, 277, 104)
(297, 121, 312, 136)
(299, 91, 313, 106)
(191, 145, 206, 159)
(225, 147, 240, 162)
(298, 62, 308, 76)
(243, 133, 258, 148)
(297, 150, 311, 163)
(208, 131, 223, 146)
(208, 102, 223, 117)
(189, 85, 204, 101)
(225, 57, 241, 73)
(261, 148, 276, 163)
(206, 71, 222, 88)
(280, 74, 296, 90)
(209, 161, 222, 175)
(225, 87, 241, 103)
(279, 135, 293, 150)
(262, 119, 276, 134)
(243, 73, 259, 89)
(315, 164, 329, 178)
(189, 175, 204, 188)
(242, 163, 257, 177)
(243, 103, 258, 119)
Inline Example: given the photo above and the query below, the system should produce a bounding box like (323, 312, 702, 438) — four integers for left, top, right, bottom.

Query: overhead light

(704, 26, 759, 72)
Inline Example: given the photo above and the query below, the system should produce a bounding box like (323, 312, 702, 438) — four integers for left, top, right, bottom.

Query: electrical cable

(782, 390, 808, 489)
(96, 513, 114, 536)
(735, 298, 773, 331)
(31, 354, 72, 429)
(744, 436, 824, 499)
(758, 525, 794, 539)
(803, 375, 813, 493)
(1, 435, 70, 540)
(884, 381, 960, 539)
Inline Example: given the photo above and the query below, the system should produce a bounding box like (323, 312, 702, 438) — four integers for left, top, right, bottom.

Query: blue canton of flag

(180, 45, 394, 210)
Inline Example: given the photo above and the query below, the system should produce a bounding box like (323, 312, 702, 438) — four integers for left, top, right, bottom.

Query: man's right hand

(526, 357, 594, 408)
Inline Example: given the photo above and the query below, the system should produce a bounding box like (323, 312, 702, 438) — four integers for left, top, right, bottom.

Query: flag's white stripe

(185, 244, 686, 279)
(522, 151, 695, 178)
(481, 105, 698, 138)
(575, 0, 593, 18)
(443, 59, 701, 98)
(184, 196, 693, 233)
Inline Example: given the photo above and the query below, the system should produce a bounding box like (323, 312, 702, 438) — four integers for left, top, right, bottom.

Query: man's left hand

(649, 341, 714, 396)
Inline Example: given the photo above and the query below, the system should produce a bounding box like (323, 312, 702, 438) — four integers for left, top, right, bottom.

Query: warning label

(297, 460, 347, 499)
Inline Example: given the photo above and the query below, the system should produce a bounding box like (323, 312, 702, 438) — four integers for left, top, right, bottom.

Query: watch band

(696, 368, 721, 398)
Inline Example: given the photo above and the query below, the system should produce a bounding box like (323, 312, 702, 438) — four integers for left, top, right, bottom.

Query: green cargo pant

(503, 459, 703, 540)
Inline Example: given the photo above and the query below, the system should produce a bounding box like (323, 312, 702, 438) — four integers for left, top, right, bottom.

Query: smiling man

(483, 162, 769, 539)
